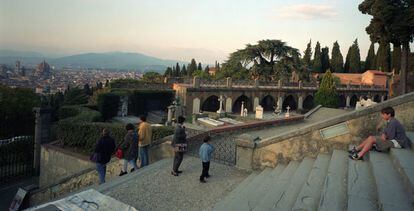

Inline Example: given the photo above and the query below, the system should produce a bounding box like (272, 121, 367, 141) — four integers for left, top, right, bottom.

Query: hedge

(58, 105, 103, 122)
(57, 121, 174, 154)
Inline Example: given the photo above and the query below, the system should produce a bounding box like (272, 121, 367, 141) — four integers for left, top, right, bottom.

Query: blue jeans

(139, 145, 149, 167)
(122, 159, 138, 172)
(96, 163, 107, 184)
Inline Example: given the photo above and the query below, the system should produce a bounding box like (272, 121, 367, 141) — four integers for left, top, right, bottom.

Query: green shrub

(152, 126, 174, 141)
(58, 106, 80, 120)
(315, 70, 339, 108)
(59, 105, 102, 122)
(97, 93, 120, 121)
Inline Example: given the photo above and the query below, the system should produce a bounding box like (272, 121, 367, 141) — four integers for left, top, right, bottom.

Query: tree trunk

(401, 42, 410, 94)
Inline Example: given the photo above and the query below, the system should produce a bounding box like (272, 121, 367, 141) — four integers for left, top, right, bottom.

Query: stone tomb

(218, 118, 243, 125)
(197, 117, 225, 127)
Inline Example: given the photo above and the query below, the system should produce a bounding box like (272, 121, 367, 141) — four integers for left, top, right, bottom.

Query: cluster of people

(92, 115, 215, 185)
(93, 115, 152, 184)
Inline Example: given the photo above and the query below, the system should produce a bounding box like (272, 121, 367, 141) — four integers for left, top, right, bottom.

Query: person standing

(119, 123, 139, 176)
(199, 135, 214, 183)
(138, 115, 152, 167)
(171, 115, 187, 176)
(94, 128, 116, 184)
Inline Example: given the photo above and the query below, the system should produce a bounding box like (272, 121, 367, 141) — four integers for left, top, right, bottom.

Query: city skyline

(0, 0, 395, 64)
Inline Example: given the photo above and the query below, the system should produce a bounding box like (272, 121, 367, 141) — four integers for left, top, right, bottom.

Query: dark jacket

(121, 131, 138, 160)
(383, 118, 411, 148)
(94, 135, 116, 164)
(172, 124, 186, 145)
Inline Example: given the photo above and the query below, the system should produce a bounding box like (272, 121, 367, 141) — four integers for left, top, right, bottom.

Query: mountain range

(0, 50, 184, 72)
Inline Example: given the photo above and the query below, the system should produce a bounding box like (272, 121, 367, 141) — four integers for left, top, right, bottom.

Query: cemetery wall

(31, 137, 174, 206)
(236, 92, 414, 170)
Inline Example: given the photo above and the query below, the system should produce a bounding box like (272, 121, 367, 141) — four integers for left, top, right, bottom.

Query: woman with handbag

(171, 116, 187, 176)
(93, 128, 116, 184)
(119, 123, 139, 176)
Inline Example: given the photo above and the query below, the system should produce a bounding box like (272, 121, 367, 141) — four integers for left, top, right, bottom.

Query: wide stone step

(254, 161, 300, 211)
(214, 168, 273, 210)
(213, 171, 259, 210)
(318, 150, 348, 211)
(347, 154, 378, 211)
(370, 151, 414, 210)
(273, 157, 315, 211)
(390, 148, 414, 197)
(292, 153, 331, 211)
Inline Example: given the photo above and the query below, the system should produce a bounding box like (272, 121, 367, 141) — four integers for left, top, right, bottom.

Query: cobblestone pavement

(102, 156, 250, 211)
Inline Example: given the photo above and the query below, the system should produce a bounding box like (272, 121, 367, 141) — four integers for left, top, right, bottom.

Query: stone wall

(236, 92, 414, 170)
(30, 138, 174, 206)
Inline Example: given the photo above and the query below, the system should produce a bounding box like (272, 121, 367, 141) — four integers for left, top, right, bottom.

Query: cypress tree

(198, 62, 202, 70)
(331, 41, 344, 72)
(345, 39, 361, 73)
(314, 70, 339, 108)
(321, 47, 330, 72)
(391, 43, 401, 73)
(204, 65, 210, 73)
(312, 41, 322, 72)
(376, 41, 391, 72)
(188, 58, 197, 76)
(181, 64, 187, 76)
(364, 42, 376, 70)
(303, 39, 312, 70)
(175, 63, 181, 75)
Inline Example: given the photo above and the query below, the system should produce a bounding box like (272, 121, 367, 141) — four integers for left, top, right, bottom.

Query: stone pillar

(166, 105, 175, 125)
(235, 134, 257, 170)
(278, 80, 282, 88)
(225, 98, 232, 113)
(298, 81, 302, 89)
(381, 95, 385, 102)
(192, 98, 200, 114)
(346, 96, 351, 107)
(226, 77, 232, 88)
(277, 96, 283, 110)
(253, 97, 259, 111)
(193, 76, 200, 88)
(298, 96, 303, 110)
(33, 107, 52, 175)
(254, 79, 259, 88)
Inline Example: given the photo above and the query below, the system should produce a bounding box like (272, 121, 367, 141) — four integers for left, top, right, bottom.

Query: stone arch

(282, 95, 297, 111)
(303, 95, 314, 110)
(261, 95, 275, 111)
(350, 95, 358, 107)
(201, 95, 219, 112)
(192, 98, 200, 113)
(373, 95, 381, 103)
(338, 95, 346, 108)
(233, 95, 252, 113)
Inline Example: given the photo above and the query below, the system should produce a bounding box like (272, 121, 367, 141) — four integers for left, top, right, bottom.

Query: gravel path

(101, 156, 250, 211)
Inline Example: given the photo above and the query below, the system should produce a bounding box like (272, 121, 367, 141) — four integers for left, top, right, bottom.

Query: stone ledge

(256, 92, 414, 148)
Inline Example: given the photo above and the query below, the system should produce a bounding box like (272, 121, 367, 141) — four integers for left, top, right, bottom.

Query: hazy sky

(1, 0, 378, 64)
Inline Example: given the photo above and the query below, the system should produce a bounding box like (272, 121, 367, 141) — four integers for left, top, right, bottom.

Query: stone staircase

(214, 132, 414, 211)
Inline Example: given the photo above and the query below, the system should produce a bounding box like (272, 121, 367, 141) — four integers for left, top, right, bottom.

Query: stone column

(235, 134, 257, 170)
(193, 76, 200, 88)
(278, 80, 282, 88)
(277, 96, 283, 110)
(346, 96, 351, 107)
(254, 79, 259, 88)
(226, 77, 232, 88)
(225, 98, 232, 113)
(381, 95, 385, 102)
(253, 97, 259, 111)
(33, 107, 52, 175)
(298, 81, 302, 89)
(298, 96, 303, 110)
(166, 105, 175, 125)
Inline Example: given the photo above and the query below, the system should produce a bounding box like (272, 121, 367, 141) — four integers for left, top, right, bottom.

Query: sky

(0, 0, 379, 64)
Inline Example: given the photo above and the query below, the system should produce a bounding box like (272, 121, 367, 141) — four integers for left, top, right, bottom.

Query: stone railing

(234, 91, 414, 170)
(179, 77, 387, 91)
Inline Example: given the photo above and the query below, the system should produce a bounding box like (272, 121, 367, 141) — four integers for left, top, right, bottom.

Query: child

(199, 135, 215, 183)
(349, 106, 411, 160)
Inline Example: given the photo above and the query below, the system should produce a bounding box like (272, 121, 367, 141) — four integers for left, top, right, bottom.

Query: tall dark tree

(331, 41, 344, 72)
(187, 59, 197, 77)
(344, 39, 361, 73)
(321, 47, 330, 72)
(359, 0, 414, 93)
(314, 70, 339, 108)
(197, 62, 202, 70)
(181, 64, 187, 76)
(303, 39, 312, 70)
(175, 63, 181, 75)
(391, 43, 402, 73)
(164, 67, 173, 77)
(312, 41, 322, 72)
(364, 42, 376, 70)
(376, 41, 391, 72)
(204, 65, 210, 73)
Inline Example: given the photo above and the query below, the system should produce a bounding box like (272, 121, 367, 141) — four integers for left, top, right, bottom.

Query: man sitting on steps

(349, 106, 411, 160)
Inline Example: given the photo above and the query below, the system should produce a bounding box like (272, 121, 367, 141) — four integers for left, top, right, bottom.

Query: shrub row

(59, 105, 103, 123)
(57, 121, 174, 154)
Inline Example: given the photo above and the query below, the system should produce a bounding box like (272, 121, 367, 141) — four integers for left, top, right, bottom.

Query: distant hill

(0, 50, 183, 72)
